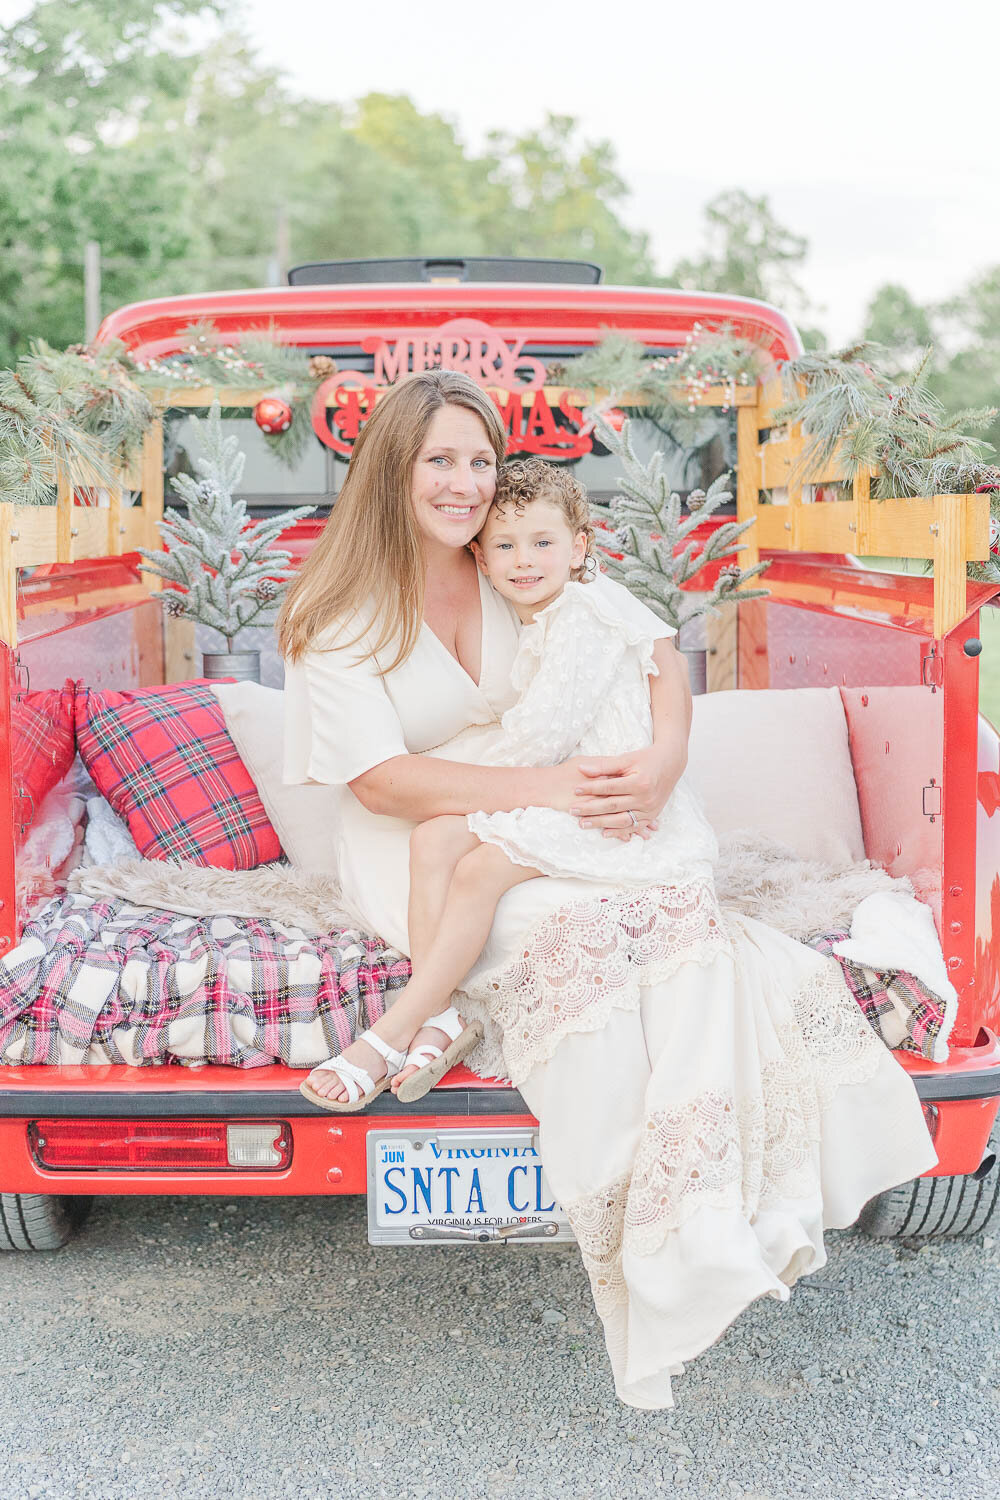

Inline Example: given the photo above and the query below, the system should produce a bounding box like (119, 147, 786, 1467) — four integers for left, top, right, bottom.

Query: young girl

(300, 456, 716, 1110)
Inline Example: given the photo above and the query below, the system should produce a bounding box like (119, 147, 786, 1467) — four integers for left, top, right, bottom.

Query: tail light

(29, 1120, 292, 1172)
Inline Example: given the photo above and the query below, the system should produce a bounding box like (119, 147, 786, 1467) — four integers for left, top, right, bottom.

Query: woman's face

(411, 404, 498, 550)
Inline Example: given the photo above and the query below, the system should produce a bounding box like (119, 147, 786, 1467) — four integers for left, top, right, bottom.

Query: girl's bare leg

(391, 840, 540, 1092)
(304, 815, 478, 1102)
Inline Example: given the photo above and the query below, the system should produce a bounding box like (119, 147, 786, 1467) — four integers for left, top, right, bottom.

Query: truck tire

(0, 1194, 93, 1251)
(857, 1148, 1000, 1240)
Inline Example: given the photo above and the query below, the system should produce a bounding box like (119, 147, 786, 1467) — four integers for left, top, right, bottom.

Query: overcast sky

(241, 0, 997, 341)
(4, 0, 995, 340)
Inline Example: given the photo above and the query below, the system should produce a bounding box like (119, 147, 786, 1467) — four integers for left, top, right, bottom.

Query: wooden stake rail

(733, 382, 990, 640)
(0, 422, 163, 647)
(0, 378, 991, 648)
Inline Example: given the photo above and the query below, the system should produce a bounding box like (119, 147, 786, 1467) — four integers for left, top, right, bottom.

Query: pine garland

(555, 325, 767, 435)
(139, 404, 314, 649)
(775, 343, 999, 500)
(0, 323, 324, 505)
(590, 414, 769, 631)
(0, 340, 155, 505)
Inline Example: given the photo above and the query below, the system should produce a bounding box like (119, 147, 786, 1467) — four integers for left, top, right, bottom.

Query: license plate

(366, 1128, 574, 1245)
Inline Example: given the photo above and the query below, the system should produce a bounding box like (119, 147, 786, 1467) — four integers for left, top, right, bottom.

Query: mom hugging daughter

(280, 369, 934, 1409)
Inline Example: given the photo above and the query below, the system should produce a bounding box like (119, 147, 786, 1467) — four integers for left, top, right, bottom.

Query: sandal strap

(313, 1056, 375, 1103)
(405, 1043, 445, 1070)
(359, 1029, 407, 1074)
(422, 1006, 466, 1044)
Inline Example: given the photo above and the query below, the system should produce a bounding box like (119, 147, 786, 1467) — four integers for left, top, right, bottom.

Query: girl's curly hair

(489, 458, 595, 582)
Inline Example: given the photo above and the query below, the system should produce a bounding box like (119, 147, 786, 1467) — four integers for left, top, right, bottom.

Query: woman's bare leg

(391, 841, 540, 1092)
(407, 815, 481, 967)
(304, 815, 479, 1102)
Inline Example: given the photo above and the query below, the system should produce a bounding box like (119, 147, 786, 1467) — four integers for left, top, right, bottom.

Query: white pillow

(211, 682, 340, 876)
(687, 687, 865, 865)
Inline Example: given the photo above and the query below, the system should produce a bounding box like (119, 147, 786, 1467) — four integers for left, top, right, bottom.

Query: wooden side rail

(0, 422, 165, 647)
(734, 381, 990, 638)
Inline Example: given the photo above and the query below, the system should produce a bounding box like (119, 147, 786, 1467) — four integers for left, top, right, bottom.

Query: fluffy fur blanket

(69, 830, 910, 945)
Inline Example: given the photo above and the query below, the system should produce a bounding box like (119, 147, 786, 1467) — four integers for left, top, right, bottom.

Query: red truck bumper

(2, 1041, 999, 1197)
(0, 1063, 535, 1196)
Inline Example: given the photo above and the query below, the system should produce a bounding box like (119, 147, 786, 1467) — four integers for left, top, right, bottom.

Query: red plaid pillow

(75, 681, 282, 869)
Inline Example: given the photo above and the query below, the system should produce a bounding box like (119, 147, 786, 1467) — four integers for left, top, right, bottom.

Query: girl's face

(410, 404, 498, 551)
(472, 497, 587, 619)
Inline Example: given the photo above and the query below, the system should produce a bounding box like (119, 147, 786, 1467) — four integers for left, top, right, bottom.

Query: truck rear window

(163, 344, 737, 513)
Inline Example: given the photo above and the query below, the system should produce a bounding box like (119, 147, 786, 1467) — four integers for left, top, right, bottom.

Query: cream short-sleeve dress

(284, 570, 935, 1412)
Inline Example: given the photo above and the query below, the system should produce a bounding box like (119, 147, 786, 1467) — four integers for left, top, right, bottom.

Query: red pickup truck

(1, 258, 998, 1250)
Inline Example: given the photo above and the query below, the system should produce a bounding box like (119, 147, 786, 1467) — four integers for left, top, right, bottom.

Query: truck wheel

(0, 1194, 93, 1251)
(857, 1148, 1000, 1240)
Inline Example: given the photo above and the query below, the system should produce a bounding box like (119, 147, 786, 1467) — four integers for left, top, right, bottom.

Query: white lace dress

(467, 577, 718, 884)
(284, 567, 937, 1410)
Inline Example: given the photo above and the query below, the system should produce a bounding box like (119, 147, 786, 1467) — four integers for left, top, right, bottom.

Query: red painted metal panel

(976, 712, 1000, 1038)
(941, 629, 983, 1044)
(0, 1102, 535, 1196)
(0, 644, 18, 957)
(95, 284, 803, 365)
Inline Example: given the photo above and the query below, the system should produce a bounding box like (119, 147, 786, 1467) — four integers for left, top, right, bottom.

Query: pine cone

(254, 578, 279, 601)
(162, 593, 187, 617)
(687, 489, 707, 510)
(309, 355, 337, 380)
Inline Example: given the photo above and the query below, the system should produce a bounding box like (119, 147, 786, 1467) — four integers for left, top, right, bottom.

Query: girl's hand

(569, 744, 682, 839)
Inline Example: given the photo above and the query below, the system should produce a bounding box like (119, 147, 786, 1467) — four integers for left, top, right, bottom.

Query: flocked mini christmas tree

(590, 414, 770, 631)
(139, 403, 314, 650)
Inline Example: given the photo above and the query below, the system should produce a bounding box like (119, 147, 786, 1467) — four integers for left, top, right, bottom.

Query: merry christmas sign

(310, 318, 594, 461)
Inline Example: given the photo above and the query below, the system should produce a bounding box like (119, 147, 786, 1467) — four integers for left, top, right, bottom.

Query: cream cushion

(686, 687, 865, 865)
(211, 682, 340, 875)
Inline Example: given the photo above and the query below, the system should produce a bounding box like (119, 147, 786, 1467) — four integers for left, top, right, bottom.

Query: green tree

(0, 0, 218, 360)
(0, 7, 664, 356)
(487, 114, 655, 284)
(861, 283, 935, 374)
(934, 269, 1000, 459)
(671, 189, 814, 328)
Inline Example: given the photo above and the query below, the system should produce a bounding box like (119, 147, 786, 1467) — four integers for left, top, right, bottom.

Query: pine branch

(593, 416, 768, 631)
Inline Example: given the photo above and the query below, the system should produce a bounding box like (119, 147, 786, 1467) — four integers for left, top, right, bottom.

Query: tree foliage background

(1, 0, 999, 459)
(0, 0, 654, 362)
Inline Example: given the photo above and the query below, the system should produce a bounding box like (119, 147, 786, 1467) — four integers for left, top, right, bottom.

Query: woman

(280, 370, 935, 1409)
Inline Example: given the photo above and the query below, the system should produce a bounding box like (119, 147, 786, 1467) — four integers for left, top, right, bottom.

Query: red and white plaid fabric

(75, 681, 281, 869)
(11, 682, 76, 826)
(0, 893, 410, 1067)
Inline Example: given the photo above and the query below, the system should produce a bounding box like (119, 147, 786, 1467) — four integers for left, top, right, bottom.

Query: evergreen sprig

(0, 340, 154, 504)
(139, 404, 314, 649)
(776, 343, 999, 499)
(590, 414, 769, 631)
(0, 323, 324, 504)
(555, 325, 767, 437)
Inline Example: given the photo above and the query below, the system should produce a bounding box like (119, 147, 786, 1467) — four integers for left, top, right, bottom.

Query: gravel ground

(2, 1193, 999, 1500)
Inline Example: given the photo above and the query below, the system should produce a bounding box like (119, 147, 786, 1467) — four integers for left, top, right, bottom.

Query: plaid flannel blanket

(0, 896, 949, 1070)
(0, 893, 410, 1068)
(807, 930, 948, 1062)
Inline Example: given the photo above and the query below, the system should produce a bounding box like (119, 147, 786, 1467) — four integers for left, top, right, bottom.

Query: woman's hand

(569, 743, 684, 840)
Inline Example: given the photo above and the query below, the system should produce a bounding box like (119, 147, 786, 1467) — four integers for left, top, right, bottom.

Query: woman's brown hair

(277, 370, 507, 668)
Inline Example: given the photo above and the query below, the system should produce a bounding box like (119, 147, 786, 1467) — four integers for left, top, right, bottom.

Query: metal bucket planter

(677, 617, 708, 697)
(202, 651, 261, 684)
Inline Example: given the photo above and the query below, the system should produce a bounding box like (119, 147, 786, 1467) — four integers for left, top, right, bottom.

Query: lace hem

(563, 1174, 631, 1317)
(562, 957, 888, 1303)
(460, 878, 729, 1086)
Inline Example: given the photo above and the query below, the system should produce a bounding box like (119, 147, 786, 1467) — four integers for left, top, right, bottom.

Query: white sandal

(299, 1029, 408, 1113)
(394, 1006, 484, 1104)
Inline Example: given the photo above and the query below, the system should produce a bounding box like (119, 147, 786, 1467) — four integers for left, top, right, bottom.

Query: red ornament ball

(253, 397, 293, 435)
